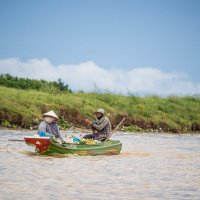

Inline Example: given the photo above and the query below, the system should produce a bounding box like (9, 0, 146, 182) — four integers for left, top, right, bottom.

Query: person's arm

(55, 124, 65, 143)
(38, 121, 54, 137)
(91, 118, 109, 131)
(38, 121, 47, 133)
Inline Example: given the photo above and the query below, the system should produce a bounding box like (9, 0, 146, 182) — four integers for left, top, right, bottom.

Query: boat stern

(24, 136, 51, 153)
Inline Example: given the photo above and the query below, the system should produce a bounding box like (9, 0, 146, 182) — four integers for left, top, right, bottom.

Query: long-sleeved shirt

(38, 121, 64, 141)
(90, 116, 112, 139)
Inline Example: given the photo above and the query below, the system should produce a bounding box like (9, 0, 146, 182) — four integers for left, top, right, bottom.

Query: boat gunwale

(52, 140, 122, 151)
(24, 136, 122, 155)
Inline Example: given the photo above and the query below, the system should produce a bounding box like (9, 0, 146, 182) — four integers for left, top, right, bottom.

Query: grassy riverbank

(0, 86, 200, 133)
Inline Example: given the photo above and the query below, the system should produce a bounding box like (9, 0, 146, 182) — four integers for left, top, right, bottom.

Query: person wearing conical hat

(38, 110, 65, 143)
(83, 108, 112, 141)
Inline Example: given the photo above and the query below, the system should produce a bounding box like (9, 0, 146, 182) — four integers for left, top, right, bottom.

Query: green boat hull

(43, 140, 122, 156)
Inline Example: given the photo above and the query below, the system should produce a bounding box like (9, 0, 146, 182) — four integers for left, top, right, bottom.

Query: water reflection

(0, 130, 200, 200)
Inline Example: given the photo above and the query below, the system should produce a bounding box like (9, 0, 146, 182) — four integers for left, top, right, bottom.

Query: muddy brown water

(0, 129, 200, 200)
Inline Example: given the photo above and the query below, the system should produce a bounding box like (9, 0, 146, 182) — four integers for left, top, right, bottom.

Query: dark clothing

(83, 134, 107, 141)
(38, 121, 64, 142)
(83, 134, 96, 140)
(84, 116, 111, 140)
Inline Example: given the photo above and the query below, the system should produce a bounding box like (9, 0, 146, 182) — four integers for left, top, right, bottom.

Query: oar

(8, 139, 25, 142)
(105, 117, 126, 141)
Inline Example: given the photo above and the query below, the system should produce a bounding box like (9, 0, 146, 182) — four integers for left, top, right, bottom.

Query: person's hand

(62, 141, 67, 144)
(93, 130, 99, 134)
(85, 119, 92, 125)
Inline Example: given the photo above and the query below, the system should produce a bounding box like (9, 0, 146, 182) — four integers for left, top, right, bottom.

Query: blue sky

(0, 0, 200, 95)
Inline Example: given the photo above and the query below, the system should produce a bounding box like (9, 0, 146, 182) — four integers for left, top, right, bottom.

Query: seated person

(38, 110, 65, 144)
(84, 108, 112, 141)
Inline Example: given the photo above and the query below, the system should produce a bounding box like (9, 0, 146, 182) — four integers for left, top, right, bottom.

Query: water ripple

(0, 130, 200, 200)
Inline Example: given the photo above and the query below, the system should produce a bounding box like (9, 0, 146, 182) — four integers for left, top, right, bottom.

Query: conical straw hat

(43, 110, 59, 120)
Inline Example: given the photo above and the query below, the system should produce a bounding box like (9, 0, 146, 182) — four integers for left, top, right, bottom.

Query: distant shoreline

(0, 127, 199, 135)
(0, 86, 200, 134)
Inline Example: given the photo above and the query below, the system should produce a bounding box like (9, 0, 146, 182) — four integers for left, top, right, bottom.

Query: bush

(1, 120, 12, 128)
(122, 125, 144, 132)
(0, 74, 72, 94)
(59, 116, 71, 130)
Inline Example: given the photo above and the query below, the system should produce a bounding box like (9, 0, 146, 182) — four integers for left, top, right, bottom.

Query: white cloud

(0, 57, 199, 96)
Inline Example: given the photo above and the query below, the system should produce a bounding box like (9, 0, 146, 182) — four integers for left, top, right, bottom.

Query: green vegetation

(59, 116, 71, 130)
(0, 74, 72, 93)
(121, 125, 144, 132)
(0, 85, 200, 133)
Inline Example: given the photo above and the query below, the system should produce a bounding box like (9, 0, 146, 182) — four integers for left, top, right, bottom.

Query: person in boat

(84, 108, 112, 141)
(38, 110, 66, 144)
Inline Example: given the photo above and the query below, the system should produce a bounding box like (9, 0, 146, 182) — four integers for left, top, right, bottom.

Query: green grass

(0, 86, 200, 133)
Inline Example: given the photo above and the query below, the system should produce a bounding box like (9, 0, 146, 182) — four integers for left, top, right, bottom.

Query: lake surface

(0, 129, 200, 200)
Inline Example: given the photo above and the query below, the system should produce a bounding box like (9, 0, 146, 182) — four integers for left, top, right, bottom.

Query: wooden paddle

(8, 139, 25, 142)
(105, 117, 126, 141)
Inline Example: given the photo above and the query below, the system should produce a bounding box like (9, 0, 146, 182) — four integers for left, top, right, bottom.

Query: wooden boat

(24, 136, 122, 156)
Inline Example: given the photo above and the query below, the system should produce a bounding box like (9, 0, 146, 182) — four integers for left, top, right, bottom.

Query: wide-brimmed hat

(43, 110, 59, 120)
(94, 108, 105, 115)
